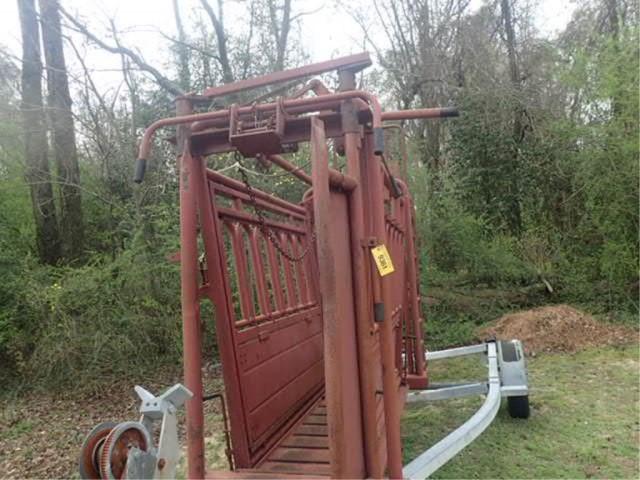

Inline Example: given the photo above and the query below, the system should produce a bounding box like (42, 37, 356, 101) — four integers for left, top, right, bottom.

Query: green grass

(0, 419, 34, 440)
(402, 345, 640, 479)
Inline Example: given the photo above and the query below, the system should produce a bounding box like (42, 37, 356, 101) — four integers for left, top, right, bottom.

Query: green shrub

(24, 245, 183, 388)
(410, 164, 535, 288)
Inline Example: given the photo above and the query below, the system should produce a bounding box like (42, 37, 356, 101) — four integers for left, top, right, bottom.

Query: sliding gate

(204, 168, 324, 465)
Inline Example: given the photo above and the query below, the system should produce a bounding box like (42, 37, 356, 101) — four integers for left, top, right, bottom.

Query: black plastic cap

(373, 127, 385, 155)
(374, 302, 385, 323)
(440, 107, 460, 118)
(134, 158, 146, 183)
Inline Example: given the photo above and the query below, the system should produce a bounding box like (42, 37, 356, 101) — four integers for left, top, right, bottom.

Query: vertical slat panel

(280, 232, 298, 308)
(248, 227, 271, 317)
(291, 235, 310, 305)
(266, 240, 286, 313)
(229, 222, 255, 322)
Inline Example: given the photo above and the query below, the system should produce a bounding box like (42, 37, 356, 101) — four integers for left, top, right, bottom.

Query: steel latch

(229, 98, 287, 156)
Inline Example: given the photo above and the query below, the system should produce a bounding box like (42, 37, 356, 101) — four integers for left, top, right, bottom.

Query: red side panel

(206, 171, 324, 466)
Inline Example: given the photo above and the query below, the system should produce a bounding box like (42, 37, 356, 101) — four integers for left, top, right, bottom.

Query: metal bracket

(497, 340, 529, 397)
(120, 384, 193, 480)
(229, 98, 287, 156)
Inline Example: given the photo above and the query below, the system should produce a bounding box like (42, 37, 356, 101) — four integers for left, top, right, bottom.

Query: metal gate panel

(206, 170, 323, 464)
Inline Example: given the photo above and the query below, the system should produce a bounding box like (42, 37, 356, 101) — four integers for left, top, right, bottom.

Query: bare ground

(478, 304, 638, 355)
(0, 365, 228, 479)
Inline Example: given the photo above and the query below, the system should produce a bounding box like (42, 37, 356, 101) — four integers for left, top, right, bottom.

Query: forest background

(0, 0, 637, 391)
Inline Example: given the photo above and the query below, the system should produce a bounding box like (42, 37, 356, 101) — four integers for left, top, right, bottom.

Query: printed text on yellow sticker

(371, 244, 395, 276)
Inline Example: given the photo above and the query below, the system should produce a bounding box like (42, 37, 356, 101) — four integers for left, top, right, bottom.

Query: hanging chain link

(236, 152, 316, 263)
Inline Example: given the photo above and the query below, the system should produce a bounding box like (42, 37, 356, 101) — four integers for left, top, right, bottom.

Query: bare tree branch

(172, 0, 191, 91)
(58, 5, 185, 96)
(199, 0, 234, 83)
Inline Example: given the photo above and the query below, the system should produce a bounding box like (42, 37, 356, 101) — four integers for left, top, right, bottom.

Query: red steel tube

(203, 52, 371, 98)
(395, 178, 427, 380)
(344, 131, 384, 478)
(267, 154, 357, 191)
(365, 137, 404, 479)
(136, 91, 382, 166)
(291, 78, 332, 98)
(179, 150, 206, 479)
(268, 154, 313, 183)
(206, 168, 307, 216)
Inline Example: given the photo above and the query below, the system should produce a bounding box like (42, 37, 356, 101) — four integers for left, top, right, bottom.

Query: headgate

(79, 53, 529, 480)
(137, 52, 457, 479)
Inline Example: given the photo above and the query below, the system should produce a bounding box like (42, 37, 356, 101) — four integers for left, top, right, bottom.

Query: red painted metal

(175, 97, 206, 480)
(202, 52, 371, 98)
(137, 52, 458, 479)
(137, 90, 382, 163)
(311, 117, 366, 478)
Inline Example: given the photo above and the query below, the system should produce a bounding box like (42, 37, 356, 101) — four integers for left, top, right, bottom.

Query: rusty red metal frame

(202, 52, 372, 98)
(137, 53, 457, 479)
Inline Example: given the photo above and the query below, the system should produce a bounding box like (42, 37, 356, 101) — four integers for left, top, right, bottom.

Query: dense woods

(0, 0, 637, 390)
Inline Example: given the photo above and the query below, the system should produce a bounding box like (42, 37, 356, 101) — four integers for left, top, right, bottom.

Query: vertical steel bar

(310, 117, 341, 478)
(344, 129, 383, 478)
(302, 200, 321, 304)
(265, 239, 285, 313)
(229, 222, 255, 322)
(280, 232, 298, 308)
(291, 236, 310, 305)
(176, 98, 205, 480)
(404, 193, 427, 380)
(248, 227, 271, 316)
(364, 138, 404, 479)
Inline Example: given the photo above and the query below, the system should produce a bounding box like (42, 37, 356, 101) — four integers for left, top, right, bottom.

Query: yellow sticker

(371, 244, 395, 276)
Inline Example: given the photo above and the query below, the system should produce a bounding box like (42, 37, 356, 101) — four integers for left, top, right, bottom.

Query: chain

(236, 153, 316, 263)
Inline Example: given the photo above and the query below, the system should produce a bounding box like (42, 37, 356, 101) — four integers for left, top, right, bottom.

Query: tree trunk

(39, 0, 84, 259)
(172, 0, 191, 91)
(500, 0, 523, 235)
(200, 0, 234, 83)
(268, 0, 292, 71)
(17, 0, 61, 264)
(605, 0, 623, 118)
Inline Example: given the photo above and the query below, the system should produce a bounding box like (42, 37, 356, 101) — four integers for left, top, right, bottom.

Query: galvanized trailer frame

(404, 340, 529, 478)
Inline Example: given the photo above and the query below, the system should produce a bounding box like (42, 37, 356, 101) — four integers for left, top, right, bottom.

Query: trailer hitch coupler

(134, 158, 147, 183)
(373, 127, 385, 155)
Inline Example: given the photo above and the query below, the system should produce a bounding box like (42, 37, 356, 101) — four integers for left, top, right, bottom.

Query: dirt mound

(479, 304, 637, 354)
